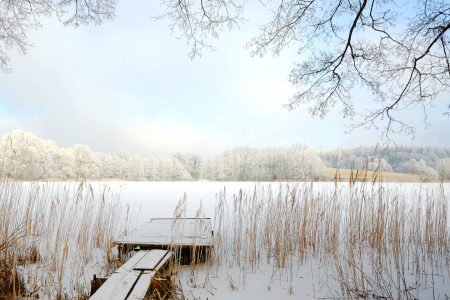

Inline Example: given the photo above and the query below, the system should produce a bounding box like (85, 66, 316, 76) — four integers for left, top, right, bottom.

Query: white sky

(0, 0, 449, 158)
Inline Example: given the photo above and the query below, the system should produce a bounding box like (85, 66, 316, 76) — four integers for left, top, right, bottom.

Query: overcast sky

(0, 0, 449, 158)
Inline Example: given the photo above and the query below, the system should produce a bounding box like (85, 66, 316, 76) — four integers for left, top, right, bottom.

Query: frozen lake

(98, 181, 266, 225)
(93, 181, 450, 226)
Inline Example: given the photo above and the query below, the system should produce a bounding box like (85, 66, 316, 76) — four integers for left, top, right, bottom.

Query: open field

(323, 168, 448, 182)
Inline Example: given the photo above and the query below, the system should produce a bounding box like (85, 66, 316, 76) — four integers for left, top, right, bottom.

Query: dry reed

(0, 180, 129, 299)
(180, 169, 450, 299)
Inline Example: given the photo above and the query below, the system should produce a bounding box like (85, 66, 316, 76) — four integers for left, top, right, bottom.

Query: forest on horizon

(1, 130, 450, 181)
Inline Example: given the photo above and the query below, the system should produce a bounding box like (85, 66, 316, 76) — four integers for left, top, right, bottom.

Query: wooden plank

(133, 250, 168, 271)
(89, 271, 140, 300)
(115, 251, 149, 273)
(126, 273, 153, 300)
(92, 250, 170, 299)
(107, 272, 140, 300)
(89, 273, 123, 300)
(154, 251, 172, 272)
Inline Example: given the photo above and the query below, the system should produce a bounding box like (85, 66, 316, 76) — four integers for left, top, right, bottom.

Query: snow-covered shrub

(367, 158, 394, 173)
(435, 158, 450, 179)
(408, 159, 439, 180)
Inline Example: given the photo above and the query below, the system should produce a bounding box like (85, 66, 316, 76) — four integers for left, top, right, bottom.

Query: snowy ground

(177, 255, 450, 300)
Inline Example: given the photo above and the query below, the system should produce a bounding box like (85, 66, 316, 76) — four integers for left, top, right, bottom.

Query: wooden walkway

(90, 249, 171, 300)
(90, 218, 213, 299)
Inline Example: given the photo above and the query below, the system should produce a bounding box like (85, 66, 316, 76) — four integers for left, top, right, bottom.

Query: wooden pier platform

(90, 218, 213, 299)
(114, 218, 213, 249)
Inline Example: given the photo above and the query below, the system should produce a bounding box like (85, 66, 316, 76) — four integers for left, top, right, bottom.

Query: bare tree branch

(0, 0, 117, 72)
(1, 0, 449, 141)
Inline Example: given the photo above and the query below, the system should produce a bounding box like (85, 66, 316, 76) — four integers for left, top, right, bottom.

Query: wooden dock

(115, 218, 213, 248)
(90, 218, 213, 299)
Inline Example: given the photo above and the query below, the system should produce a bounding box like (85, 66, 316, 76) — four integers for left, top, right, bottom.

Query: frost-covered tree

(199, 156, 225, 181)
(200, 144, 325, 181)
(53, 148, 76, 180)
(0, 0, 117, 73)
(172, 152, 203, 179)
(367, 158, 394, 173)
(211, 156, 227, 181)
(113, 150, 145, 180)
(97, 153, 115, 179)
(157, 159, 171, 181)
(408, 159, 439, 180)
(3, 0, 450, 142)
(152, 0, 450, 139)
(171, 158, 193, 180)
(0, 130, 191, 181)
(317, 146, 450, 175)
(281, 150, 324, 180)
(302, 152, 325, 179)
(143, 157, 159, 181)
(1, 129, 449, 181)
(129, 155, 145, 180)
(72, 144, 94, 179)
(89, 153, 102, 179)
(0, 130, 57, 180)
(436, 158, 450, 180)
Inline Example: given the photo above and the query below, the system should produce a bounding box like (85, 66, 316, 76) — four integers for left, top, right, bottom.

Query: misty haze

(1, 0, 449, 299)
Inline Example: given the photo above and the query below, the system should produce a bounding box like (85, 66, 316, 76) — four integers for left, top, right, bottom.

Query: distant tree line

(317, 147, 450, 180)
(0, 130, 191, 181)
(197, 144, 324, 181)
(1, 130, 449, 181)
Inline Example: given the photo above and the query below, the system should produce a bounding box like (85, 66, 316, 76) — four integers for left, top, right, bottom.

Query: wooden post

(90, 274, 97, 296)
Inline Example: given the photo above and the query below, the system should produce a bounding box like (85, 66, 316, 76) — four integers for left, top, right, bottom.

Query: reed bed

(169, 195, 214, 298)
(192, 176, 450, 299)
(0, 180, 129, 299)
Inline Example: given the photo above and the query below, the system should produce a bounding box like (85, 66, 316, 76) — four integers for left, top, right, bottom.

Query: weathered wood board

(115, 250, 148, 273)
(133, 249, 167, 271)
(89, 271, 140, 300)
(91, 250, 172, 299)
(154, 251, 172, 271)
(126, 273, 153, 300)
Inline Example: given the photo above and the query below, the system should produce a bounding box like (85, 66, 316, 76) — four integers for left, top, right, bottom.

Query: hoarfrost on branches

(0, 0, 117, 73)
(153, 0, 450, 140)
(2, 0, 449, 140)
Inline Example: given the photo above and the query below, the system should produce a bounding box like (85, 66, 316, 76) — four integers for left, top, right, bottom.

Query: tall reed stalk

(0, 180, 128, 299)
(203, 174, 449, 299)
